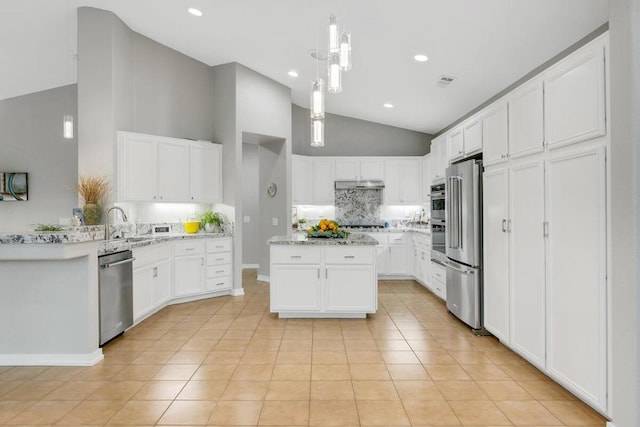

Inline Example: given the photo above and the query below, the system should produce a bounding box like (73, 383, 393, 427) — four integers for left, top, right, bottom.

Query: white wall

(241, 143, 260, 266)
(609, 0, 640, 425)
(0, 85, 78, 231)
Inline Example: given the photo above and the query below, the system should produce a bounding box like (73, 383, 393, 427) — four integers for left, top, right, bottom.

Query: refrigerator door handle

(445, 260, 475, 275)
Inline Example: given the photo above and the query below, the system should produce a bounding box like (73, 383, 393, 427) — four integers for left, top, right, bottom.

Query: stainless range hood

(335, 179, 385, 190)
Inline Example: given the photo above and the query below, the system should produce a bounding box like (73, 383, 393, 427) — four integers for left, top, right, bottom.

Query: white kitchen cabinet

(430, 136, 447, 182)
(463, 117, 483, 155)
(270, 245, 376, 317)
(545, 145, 607, 411)
(312, 157, 335, 204)
(206, 238, 233, 292)
(422, 154, 431, 202)
(384, 158, 421, 204)
(132, 243, 172, 323)
(508, 80, 544, 159)
(482, 167, 510, 343)
(119, 133, 157, 201)
(335, 158, 384, 180)
(386, 233, 409, 275)
(190, 142, 222, 203)
(430, 261, 447, 300)
(447, 127, 464, 161)
(544, 42, 606, 150)
(292, 154, 312, 204)
(117, 132, 222, 203)
(174, 241, 206, 297)
(509, 159, 546, 369)
(482, 100, 509, 166)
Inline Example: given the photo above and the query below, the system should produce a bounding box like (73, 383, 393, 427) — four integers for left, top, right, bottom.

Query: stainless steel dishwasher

(98, 250, 134, 345)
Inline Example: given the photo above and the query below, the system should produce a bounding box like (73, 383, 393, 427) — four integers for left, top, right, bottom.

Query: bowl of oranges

(306, 219, 350, 238)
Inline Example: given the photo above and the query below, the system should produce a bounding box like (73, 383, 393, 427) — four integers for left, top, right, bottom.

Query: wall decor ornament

(0, 172, 28, 201)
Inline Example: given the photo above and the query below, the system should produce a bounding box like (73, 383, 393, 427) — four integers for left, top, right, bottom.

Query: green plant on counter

(199, 210, 223, 229)
(298, 217, 307, 226)
(32, 224, 65, 232)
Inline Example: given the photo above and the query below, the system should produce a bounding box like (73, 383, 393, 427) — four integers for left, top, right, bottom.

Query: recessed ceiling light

(287, 70, 299, 78)
(414, 54, 429, 62)
(383, 103, 394, 109)
(188, 8, 203, 17)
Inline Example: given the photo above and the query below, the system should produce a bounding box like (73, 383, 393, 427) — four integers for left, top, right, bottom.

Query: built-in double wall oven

(430, 182, 447, 265)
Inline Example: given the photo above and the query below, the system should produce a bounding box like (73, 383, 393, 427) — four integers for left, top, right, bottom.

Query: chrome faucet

(105, 206, 128, 240)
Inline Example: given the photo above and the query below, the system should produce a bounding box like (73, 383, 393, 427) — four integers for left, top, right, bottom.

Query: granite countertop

(269, 233, 377, 246)
(0, 226, 106, 245)
(100, 232, 233, 255)
(297, 227, 431, 235)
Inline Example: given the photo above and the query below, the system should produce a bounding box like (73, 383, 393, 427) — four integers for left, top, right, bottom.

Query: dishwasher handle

(100, 257, 136, 269)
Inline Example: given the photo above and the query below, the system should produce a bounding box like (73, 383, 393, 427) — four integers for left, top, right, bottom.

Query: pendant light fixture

(63, 0, 74, 140)
(311, 118, 325, 147)
(63, 114, 74, 139)
(327, 52, 342, 93)
(339, 32, 352, 71)
(328, 15, 339, 53)
(310, 78, 325, 120)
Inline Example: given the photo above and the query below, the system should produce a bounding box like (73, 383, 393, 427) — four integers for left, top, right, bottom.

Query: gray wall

(609, 0, 640, 425)
(78, 7, 215, 192)
(292, 104, 431, 156)
(0, 85, 78, 231)
(241, 143, 260, 266)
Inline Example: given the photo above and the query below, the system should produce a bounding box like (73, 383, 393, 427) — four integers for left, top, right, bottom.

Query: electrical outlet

(272, 217, 278, 226)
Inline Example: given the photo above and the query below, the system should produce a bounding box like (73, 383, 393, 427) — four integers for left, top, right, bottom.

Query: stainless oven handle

(445, 260, 474, 275)
(100, 257, 136, 269)
(430, 258, 447, 267)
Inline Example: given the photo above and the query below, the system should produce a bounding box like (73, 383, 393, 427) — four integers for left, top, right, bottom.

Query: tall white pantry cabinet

(482, 33, 609, 415)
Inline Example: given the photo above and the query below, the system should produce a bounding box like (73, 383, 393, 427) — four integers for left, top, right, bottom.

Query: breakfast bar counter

(268, 233, 378, 318)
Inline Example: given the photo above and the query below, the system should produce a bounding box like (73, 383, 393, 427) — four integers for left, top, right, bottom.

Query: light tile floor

(0, 269, 607, 426)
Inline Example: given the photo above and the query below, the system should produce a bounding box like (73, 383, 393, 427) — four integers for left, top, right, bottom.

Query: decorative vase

(204, 223, 220, 233)
(83, 202, 101, 225)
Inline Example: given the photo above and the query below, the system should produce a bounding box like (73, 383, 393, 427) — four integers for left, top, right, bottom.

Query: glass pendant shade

(63, 114, 74, 139)
(339, 33, 352, 71)
(310, 79, 325, 119)
(311, 118, 324, 147)
(327, 53, 342, 93)
(328, 15, 339, 53)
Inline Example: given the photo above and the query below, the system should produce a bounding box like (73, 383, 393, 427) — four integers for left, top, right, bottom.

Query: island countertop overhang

(268, 233, 377, 246)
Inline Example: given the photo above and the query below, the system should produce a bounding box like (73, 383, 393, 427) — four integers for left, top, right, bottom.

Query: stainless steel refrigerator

(445, 158, 483, 331)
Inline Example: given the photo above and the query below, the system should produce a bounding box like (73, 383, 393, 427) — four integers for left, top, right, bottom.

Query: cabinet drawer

(133, 243, 172, 269)
(324, 247, 375, 264)
(174, 240, 205, 256)
(208, 252, 232, 266)
(207, 264, 232, 278)
(432, 277, 446, 300)
(432, 262, 446, 283)
(388, 233, 409, 244)
(206, 276, 232, 291)
(271, 246, 322, 264)
(207, 238, 232, 253)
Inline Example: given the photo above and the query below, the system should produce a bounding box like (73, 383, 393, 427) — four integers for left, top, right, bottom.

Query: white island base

(269, 234, 378, 318)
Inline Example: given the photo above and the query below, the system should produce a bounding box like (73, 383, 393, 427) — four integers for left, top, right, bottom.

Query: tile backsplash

(335, 189, 384, 226)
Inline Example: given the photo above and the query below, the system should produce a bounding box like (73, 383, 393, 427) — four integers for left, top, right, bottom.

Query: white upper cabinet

(430, 136, 447, 182)
(158, 141, 189, 202)
(190, 142, 222, 203)
(422, 154, 431, 202)
(384, 158, 421, 204)
(508, 80, 544, 159)
(463, 117, 483, 155)
(292, 154, 312, 204)
(544, 42, 606, 150)
(482, 100, 509, 166)
(117, 132, 223, 203)
(447, 127, 464, 161)
(311, 158, 335, 204)
(335, 158, 384, 180)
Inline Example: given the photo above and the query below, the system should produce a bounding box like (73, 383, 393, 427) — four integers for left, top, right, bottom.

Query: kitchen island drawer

(207, 264, 232, 278)
(324, 247, 375, 264)
(175, 241, 205, 256)
(208, 252, 232, 266)
(207, 238, 232, 253)
(271, 247, 322, 264)
(206, 276, 232, 291)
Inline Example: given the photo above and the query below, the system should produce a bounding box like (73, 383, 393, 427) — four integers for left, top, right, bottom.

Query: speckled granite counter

(268, 233, 377, 246)
(0, 225, 105, 245)
(100, 232, 233, 255)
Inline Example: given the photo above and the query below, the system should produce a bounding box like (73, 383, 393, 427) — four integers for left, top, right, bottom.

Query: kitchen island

(268, 233, 378, 318)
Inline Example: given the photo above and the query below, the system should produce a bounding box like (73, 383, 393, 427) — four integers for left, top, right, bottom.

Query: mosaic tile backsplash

(335, 189, 384, 226)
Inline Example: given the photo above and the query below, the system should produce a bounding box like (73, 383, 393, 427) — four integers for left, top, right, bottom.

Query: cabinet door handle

(290, 255, 301, 259)
(185, 248, 195, 251)
(201, 258, 204, 266)
(543, 221, 549, 237)
(215, 282, 224, 286)
(216, 245, 224, 249)
(317, 268, 320, 279)
(507, 220, 512, 233)
(501, 219, 507, 233)
(325, 269, 328, 279)
(344, 255, 355, 259)
(216, 258, 224, 261)
(153, 267, 158, 278)
(216, 270, 224, 273)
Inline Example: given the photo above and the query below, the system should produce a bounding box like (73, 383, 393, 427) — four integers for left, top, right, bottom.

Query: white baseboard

(242, 264, 259, 269)
(257, 274, 270, 283)
(0, 349, 104, 367)
(230, 288, 245, 296)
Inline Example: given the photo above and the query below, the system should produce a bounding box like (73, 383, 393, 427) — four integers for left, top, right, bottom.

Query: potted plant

(199, 209, 223, 233)
(77, 175, 110, 225)
(298, 217, 307, 229)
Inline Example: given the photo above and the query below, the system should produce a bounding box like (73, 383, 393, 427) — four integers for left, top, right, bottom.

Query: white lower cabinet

(270, 245, 376, 317)
(132, 243, 172, 323)
(206, 238, 233, 292)
(430, 261, 447, 300)
(369, 233, 409, 276)
(482, 143, 607, 413)
(174, 241, 206, 297)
